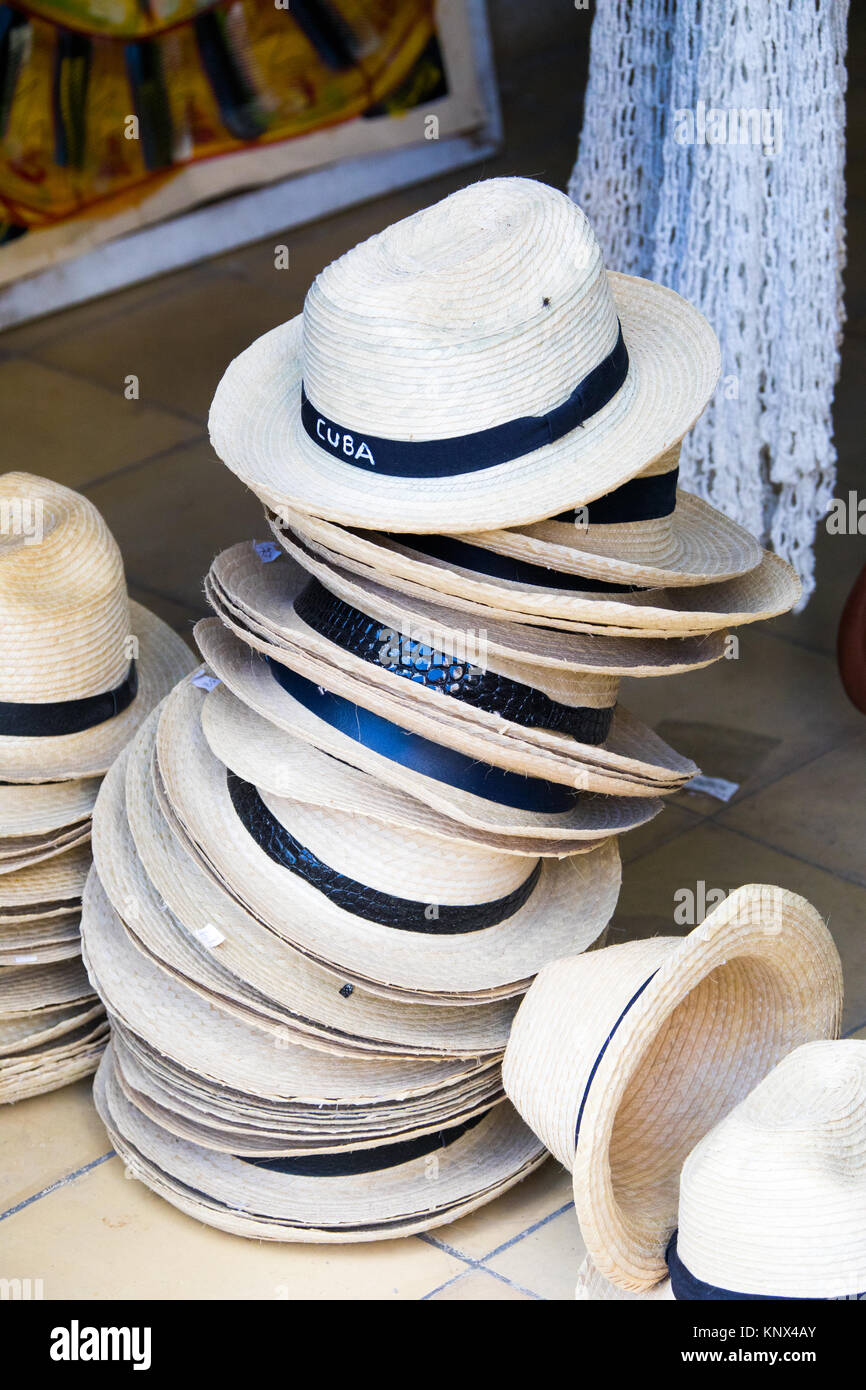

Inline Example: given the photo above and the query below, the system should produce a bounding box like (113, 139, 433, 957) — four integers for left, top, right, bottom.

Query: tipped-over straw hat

(154, 677, 621, 1001)
(274, 510, 800, 640)
(502, 886, 843, 1291)
(453, 443, 763, 589)
(204, 542, 698, 797)
(209, 177, 720, 535)
(668, 1040, 866, 1300)
(575, 1256, 673, 1301)
(0, 473, 195, 781)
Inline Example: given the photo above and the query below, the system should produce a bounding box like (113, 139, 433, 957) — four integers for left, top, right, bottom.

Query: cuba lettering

(316, 418, 376, 467)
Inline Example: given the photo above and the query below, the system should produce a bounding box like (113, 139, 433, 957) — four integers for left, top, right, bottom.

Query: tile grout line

(480, 1200, 574, 1262)
(708, 819, 866, 893)
(843, 1017, 866, 1038)
(0, 1150, 115, 1223)
(18, 352, 208, 431)
(479, 1264, 546, 1300)
(76, 432, 208, 498)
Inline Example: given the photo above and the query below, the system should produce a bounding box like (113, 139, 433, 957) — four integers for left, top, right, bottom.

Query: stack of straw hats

(502, 886, 847, 1299)
(85, 177, 802, 1240)
(0, 473, 195, 1103)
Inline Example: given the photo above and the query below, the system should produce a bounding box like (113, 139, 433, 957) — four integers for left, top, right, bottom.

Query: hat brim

(276, 513, 801, 638)
(575, 1256, 674, 1300)
(0, 778, 101, 838)
(0, 843, 89, 912)
(208, 272, 720, 535)
(95, 1047, 547, 1243)
(261, 532, 729, 677)
(204, 545, 698, 794)
(154, 678, 620, 1000)
(196, 620, 663, 845)
(0, 602, 196, 782)
(466, 490, 764, 589)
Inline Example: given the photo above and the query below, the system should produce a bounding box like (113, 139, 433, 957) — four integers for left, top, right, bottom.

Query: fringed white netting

(569, 0, 849, 603)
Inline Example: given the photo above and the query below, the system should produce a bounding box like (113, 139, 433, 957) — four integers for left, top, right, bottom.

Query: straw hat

(203, 543, 698, 797)
(0, 473, 195, 781)
(95, 1044, 548, 1243)
(196, 622, 663, 845)
(459, 443, 763, 590)
(502, 886, 843, 1291)
(668, 1041, 866, 1300)
(103, 720, 521, 1058)
(0, 844, 90, 915)
(209, 177, 720, 535)
(154, 676, 621, 1001)
(274, 510, 800, 640)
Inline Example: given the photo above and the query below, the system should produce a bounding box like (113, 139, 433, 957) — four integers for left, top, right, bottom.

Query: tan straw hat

(668, 1040, 866, 1300)
(274, 510, 800, 640)
(94, 1044, 547, 1243)
(454, 443, 763, 589)
(203, 543, 697, 797)
(0, 778, 100, 838)
(208, 177, 720, 535)
(502, 886, 843, 1291)
(153, 677, 621, 1002)
(196, 622, 663, 845)
(0, 472, 195, 781)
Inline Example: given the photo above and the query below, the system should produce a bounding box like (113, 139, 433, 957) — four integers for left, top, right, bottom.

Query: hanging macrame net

(570, 0, 849, 603)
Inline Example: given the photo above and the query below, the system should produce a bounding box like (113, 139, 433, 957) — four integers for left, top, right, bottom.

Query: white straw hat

(196, 621, 663, 846)
(0, 473, 195, 781)
(274, 510, 800, 640)
(209, 178, 720, 534)
(668, 1040, 866, 1300)
(95, 1044, 547, 1243)
(203, 543, 697, 797)
(456, 443, 763, 589)
(502, 886, 843, 1291)
(154, 676, 621, 1001)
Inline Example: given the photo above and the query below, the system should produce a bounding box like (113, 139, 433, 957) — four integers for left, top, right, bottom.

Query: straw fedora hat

(196, 622, 663, 845)
(502, 886, 843, 1291)
(0, 473, 195, 781)
(274, 510, 800, 640)
(204, 543, 698, 796)
(452, 443, 763, 589)
(209, 177, 720, 535)
(102, 721, 520, 1059)
(95, 1045, 547, 1243)
(154, 676, 621, 1001)
(668, 1040, 866, 1300)
(0, 843, 90, 916)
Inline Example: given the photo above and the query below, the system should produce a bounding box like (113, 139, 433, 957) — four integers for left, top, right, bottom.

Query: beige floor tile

(0, 1078, 110, 1214)
(428, 1157, 571, 1260)
(0, 1156, 466, 1300)
(620, 630, 862, 816)
(615, 820, 866, 1030)
(33, 273, 289, 423)
(719, 732, 866, 887)
(0, 360, 200, 489)
(85, 440, 265, 613)
(619, 803, 698, 866)
(486, 1207, 586, 1301)
(427, 1268, 533, 1300)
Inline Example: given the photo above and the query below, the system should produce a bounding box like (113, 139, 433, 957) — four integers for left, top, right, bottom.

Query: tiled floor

(1, 17, 865, 1300)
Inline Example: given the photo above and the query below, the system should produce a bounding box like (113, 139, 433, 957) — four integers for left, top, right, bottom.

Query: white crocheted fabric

(570, 0, 849, 602)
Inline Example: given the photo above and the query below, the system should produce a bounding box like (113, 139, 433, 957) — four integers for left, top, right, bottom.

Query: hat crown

(678, 1041, 866, 1297)
(0, 473, 131, 703)
(302, 178, 620, 441)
